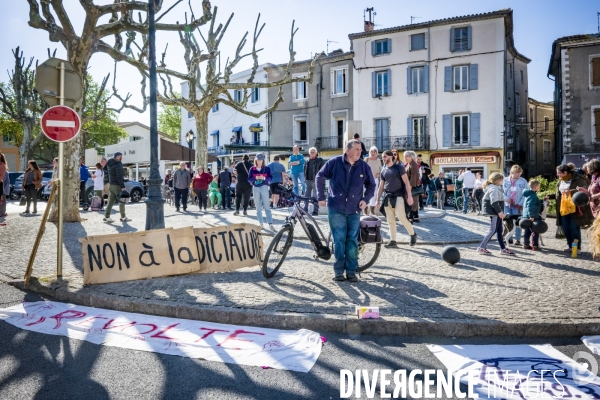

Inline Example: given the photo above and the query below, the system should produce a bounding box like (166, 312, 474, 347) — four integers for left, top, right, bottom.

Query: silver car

(42, 178, 145, 203)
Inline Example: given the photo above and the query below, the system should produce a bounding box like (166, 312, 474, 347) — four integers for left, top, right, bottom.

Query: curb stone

(9, 279, 600, 338)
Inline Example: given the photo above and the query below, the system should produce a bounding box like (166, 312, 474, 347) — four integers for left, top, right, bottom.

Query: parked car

(42, 177, 145, 203)
(13, 171, 53, 200)
(8, 171, 24, 200)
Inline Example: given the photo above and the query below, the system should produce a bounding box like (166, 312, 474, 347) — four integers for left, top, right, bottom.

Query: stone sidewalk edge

(9, 279, 600, 338)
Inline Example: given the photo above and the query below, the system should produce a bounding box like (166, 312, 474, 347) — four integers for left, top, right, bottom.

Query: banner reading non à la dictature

(80, 223, 263, 285)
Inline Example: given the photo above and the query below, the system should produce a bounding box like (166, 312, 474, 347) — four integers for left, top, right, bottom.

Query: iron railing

(314, 136, 344, 151)
(208, 141, 269, 156)
(362, 135, 428, 151)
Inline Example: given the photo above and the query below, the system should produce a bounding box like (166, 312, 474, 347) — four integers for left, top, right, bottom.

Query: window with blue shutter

(469, 64, 478, 90)
(407, 67, 412, 94)
(374, 70, 391, 97)
(373, 39, 391, 55)
(444, 67, 452, 92)
(470, 113, 480, 146)
(443, 114, 452, 147)
(411, 33, 426, 51)
(372, 72, 377, 97)
(450, 26, 471, 52)
(408, 65, 429, 94)
(251, 88, 260, 103)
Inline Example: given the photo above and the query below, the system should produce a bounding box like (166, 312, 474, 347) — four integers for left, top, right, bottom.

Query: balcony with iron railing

(362, 135, 429, 151)
(314, 136, 344, 152)
(208, 141, 269, 156)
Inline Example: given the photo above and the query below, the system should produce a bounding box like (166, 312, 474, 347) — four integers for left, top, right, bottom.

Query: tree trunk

(48, 134, 82, 222)
(194, 109, 210, 168)
(18, 123, 33, 171)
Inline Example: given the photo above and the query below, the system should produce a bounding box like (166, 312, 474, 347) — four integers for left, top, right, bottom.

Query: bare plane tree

(24, 0, 213, 222)
(0, 47, 47, 171)
(104, 4, 319, 168)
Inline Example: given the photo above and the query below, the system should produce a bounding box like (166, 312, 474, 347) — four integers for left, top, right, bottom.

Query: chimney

(364, 7, 375, 32)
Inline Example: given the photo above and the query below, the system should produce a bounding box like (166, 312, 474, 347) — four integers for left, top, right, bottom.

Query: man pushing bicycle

(316, 140, 376, 283)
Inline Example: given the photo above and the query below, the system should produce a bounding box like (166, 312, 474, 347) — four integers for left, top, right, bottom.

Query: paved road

(2, 200, 600, 333)
(1, 282, 599, 399)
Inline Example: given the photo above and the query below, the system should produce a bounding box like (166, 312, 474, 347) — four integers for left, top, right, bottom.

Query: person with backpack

(234, 155, 253, 216)
(375, 150, 417, 248)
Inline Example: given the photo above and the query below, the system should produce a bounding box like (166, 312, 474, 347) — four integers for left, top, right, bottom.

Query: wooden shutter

(443, 114, 452, 146)
(407, 117, 413, 142)
(387, 69, 392, 96)
(449, 27, 455, 52)
(371, 41, 376, 56)
(444, 66, 452, 91)
(387, 38, 392, 54)
(423, 64, 430, 93)
(595, 108, 600, 142)
(467, 26, 473, 50)
(407, 67, 413, 94)
(470, 113, 481, 146)
(592, 58, 600, 86)
(469, 64, 478, 90)
(372, 72, 377, 97)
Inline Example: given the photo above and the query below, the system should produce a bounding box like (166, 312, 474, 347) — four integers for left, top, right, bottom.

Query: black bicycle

(261, 191, 381, 278)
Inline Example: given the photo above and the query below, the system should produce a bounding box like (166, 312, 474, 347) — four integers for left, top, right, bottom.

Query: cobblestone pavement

(2, 198, 600, 331)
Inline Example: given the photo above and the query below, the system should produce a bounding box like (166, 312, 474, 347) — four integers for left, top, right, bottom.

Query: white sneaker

(120, 217, 132, 222)
(103, 217, 114, 223)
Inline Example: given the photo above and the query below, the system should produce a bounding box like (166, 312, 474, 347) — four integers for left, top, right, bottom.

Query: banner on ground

(0, 301, 321, 373)
(81, 224, 263, 285)
(428, 344, 600, 399)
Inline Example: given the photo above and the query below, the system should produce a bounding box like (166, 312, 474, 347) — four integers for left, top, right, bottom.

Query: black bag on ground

(359, 215, 382, 244)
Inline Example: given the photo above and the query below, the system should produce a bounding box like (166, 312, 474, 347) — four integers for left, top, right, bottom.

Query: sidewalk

(2, 200, 600, 337)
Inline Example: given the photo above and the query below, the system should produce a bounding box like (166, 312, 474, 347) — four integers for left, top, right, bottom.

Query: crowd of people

(1, 142, 599, 281)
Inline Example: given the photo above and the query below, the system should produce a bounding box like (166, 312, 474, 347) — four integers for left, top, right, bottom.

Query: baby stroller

(277, 184, 297, 208)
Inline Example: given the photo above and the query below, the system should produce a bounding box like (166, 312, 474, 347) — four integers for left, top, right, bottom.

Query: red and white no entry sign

(40, 105, 81, 142)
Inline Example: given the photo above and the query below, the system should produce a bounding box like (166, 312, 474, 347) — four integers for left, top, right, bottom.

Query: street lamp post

(186, 130, 194, 169)
(144, 0, 165, 230)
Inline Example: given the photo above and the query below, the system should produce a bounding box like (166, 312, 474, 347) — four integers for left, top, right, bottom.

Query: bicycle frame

(284, 199, 331, 253)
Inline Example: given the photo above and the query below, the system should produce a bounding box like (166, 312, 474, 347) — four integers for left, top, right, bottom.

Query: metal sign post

(32, 57, 82, 282)
(57, 61, 65, 279)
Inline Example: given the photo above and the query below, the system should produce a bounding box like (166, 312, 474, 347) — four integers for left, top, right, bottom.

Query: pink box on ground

(356, 306, 380, 319)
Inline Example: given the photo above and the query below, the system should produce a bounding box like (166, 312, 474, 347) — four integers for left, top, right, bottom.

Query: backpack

(359, 215, 382, 244)
(90, 195, 103, 211)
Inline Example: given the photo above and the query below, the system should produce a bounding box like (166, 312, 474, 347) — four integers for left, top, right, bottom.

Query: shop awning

(210, 130, 219, 136)
(232, 126, 242, 133)
(249, 123, 263, 132)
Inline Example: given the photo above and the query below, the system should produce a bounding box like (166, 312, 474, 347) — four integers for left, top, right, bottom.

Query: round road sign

(40, 105, 81, 142)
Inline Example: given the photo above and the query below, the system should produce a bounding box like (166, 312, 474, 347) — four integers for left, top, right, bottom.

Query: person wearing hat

(104, 152, 130, 223)
(248, 153, 274, 230)
(234, 154, 254, 216)
(267, 155, 287, 209)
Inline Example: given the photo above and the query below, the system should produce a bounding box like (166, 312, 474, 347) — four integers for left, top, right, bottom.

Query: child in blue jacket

(521, 180, 544, 250)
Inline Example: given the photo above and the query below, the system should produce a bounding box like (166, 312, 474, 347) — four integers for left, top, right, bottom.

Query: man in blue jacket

(316, 140, 376, 282)
(288, 145, 305, 196)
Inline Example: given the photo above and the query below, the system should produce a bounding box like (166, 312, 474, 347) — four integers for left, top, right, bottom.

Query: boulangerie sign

(80, 224, 263, 285)
(428, 344, 600, 399)
(0, 301, 322, 372)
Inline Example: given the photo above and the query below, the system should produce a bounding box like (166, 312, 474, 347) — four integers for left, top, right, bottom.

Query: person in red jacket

(192, 166, 213, 212)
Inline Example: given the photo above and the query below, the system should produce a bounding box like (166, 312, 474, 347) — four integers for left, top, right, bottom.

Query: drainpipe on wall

(427, 24, 432, 152)
(318, 60, 323, 151)
(503, 39, 508, 173)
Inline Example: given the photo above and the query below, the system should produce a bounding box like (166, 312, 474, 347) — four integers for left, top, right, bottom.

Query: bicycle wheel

(356, 242, 381, 272)
(455, 196, 463, 211)
(262, 225, 294, 278)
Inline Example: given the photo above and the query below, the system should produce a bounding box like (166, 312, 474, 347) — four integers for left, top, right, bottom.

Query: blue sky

(0, 0, 598, 124)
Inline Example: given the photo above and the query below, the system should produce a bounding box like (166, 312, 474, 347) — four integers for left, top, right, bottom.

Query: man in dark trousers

(79, 157, 90, 205)
(219, 166, 233, 210)
(316, 140, 376, 283)
(104, 152, 130, 223)
(353, 133, 368, 158)
(234, 155, 253, 216)
(173, 162, 191, 212)
(303, 147, 324, 215)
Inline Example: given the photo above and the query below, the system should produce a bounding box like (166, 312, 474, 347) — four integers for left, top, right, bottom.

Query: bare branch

(49, 0, 76, 38)
(26, 0, 69, 43)
(155, 0, 183, 23)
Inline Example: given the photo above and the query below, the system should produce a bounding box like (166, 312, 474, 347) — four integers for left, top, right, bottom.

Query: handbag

(560, 192, 576, 215)
(411, 185, 424, 196)
(359, 215, 383, 244)
(555, 226, 566, 239)
(19, 195, 26, 206)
